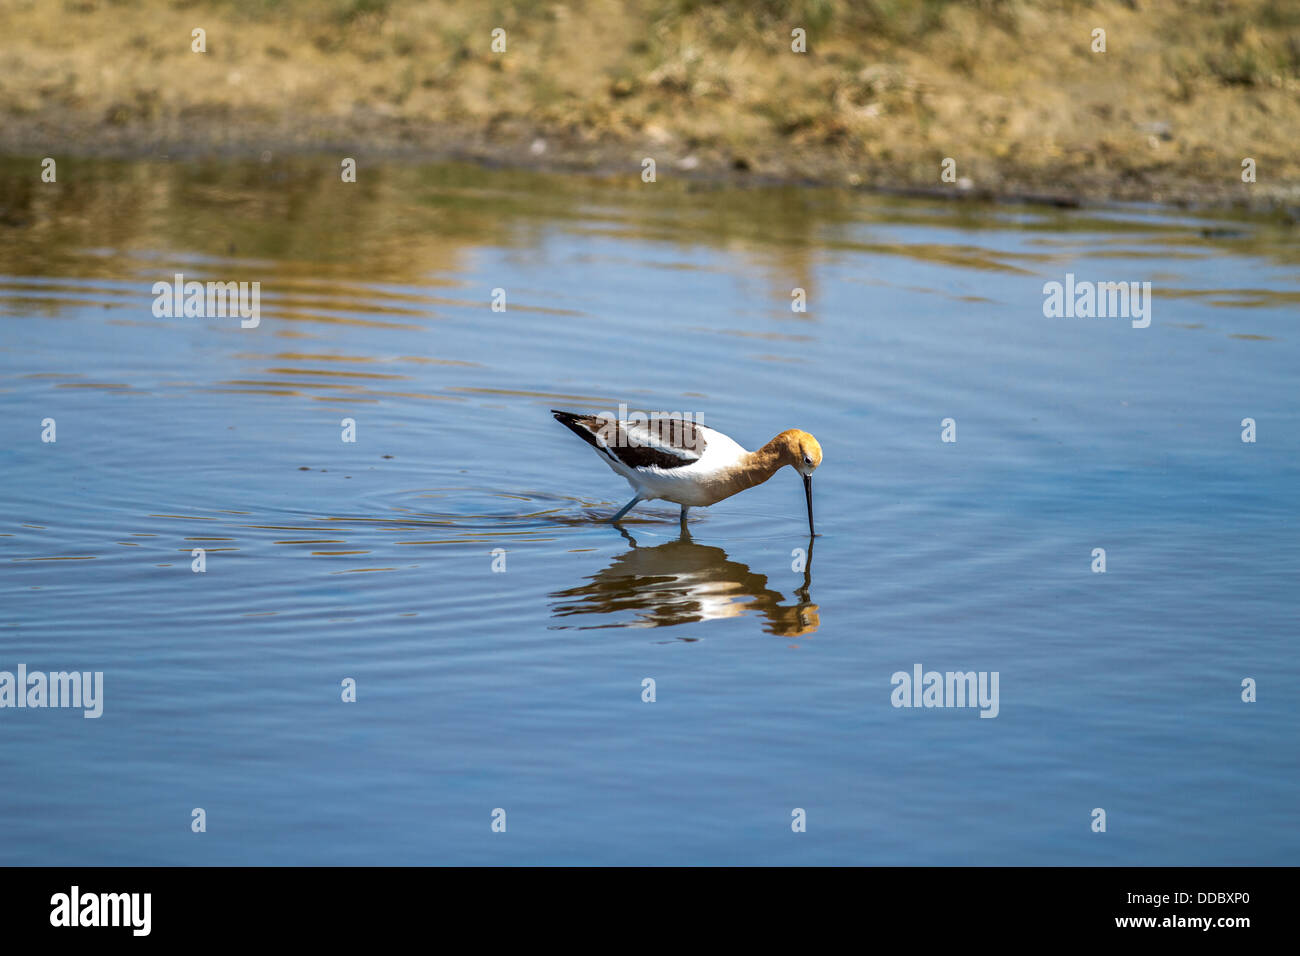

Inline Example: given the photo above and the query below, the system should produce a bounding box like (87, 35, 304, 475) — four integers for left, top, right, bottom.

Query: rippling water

(1, 158, 1296, 864)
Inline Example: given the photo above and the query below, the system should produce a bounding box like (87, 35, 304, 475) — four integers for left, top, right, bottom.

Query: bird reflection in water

(550, 528, 819, 637)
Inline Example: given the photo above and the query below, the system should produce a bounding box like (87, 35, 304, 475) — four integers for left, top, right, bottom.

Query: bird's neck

(733, 436, 793, 490)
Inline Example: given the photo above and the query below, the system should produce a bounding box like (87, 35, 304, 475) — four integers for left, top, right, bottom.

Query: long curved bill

(803, 474, 815, 536)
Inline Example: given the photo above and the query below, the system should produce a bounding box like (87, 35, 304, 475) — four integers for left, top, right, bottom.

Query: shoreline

(6, 117, 1298, 219)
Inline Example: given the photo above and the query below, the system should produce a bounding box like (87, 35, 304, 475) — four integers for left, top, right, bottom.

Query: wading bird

(552, 410, 822, 533)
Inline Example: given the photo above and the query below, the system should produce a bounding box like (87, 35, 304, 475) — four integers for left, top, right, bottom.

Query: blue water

(0, 160, 1296, 864)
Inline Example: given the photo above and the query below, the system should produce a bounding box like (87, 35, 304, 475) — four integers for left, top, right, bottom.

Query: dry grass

(3, 0, 1299, 204)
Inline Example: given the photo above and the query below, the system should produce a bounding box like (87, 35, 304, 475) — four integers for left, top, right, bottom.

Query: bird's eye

(803, 455, 813, 465)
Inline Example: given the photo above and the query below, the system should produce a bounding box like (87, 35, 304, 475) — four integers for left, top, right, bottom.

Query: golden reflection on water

(2, 158, 1290, 413)
(550, 528, 819, 637)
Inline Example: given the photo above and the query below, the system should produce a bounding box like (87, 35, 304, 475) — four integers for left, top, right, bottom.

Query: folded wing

(552, 410, 708, 471)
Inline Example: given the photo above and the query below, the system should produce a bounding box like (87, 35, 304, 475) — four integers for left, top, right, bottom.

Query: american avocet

(552, 410, 823, 533)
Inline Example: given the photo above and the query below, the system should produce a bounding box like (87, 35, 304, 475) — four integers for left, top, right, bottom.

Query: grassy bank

(4, 0, 1300, 208)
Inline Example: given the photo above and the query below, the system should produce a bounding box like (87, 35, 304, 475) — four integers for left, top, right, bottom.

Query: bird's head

(779, 429, 823, 477)
(776, 429, 822, 536)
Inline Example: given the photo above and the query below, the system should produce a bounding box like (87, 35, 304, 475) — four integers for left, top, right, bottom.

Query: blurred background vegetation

(3, 0, 1299, 203)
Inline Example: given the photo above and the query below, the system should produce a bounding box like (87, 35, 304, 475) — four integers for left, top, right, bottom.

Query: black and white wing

(552, 410, 708, 471)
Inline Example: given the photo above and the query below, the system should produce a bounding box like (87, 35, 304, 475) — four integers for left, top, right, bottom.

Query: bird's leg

(679, 504, 690, 528)
(610, 496, 642, 524)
